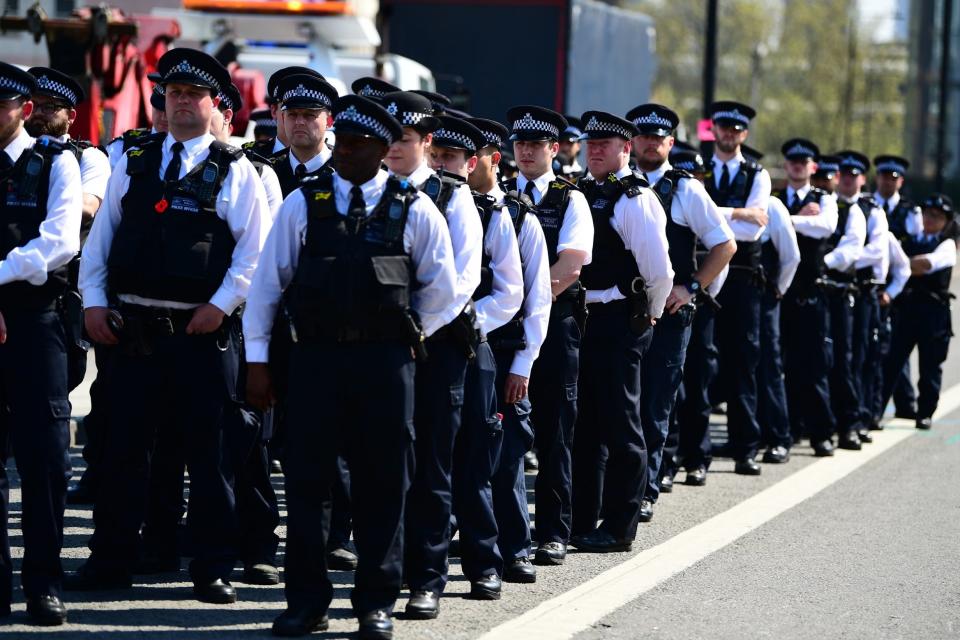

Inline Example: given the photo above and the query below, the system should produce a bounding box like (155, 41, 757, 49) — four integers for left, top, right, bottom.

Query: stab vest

(486, 190, 531, 350)
(419, 168, 464, 218)
(107, 137, 240, 304)
(472, 192, 498, 301)
(284, 172, 419, 340)
(653, 169, 698, 285)
(0, 136, 70, 310)
(902, 232, 953, 298)
(577, 171, 646, 295)
(826, 198, 856, 281)
(272, 148, 333, 197)
(705, 159, 762, 269)
(774, 186, 830, 293)
(886, 197, 916, 241)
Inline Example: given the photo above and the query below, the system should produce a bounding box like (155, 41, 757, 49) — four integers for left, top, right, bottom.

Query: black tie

(523, 180, 537, 204)
(165, 141, 184, 184)
(718, 163, 730, 192)
(295, 163, 307, 180)
(347, 185, 366, 231)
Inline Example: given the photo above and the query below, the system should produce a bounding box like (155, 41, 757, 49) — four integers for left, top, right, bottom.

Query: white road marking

(479, 381, 960, 640)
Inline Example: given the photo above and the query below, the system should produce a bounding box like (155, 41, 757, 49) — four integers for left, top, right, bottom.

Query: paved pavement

(0, 277, 957, 639)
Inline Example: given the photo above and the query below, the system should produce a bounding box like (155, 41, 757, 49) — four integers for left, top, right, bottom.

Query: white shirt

(106, 127, 158, 170)
(516, 170, 594, 263)
(80, 132, 271, 315)
(489, 184, 552, 378)
(824, 196, 867, 272)
(763, 197, 801, 295)
(474, 204, 523, 337)
(789, 186, 839, 239)
(708, 265, 729, 297)
(710, 152, 770, 242)
(258, 162, 284, 220)
(402, 161, 483, 329)
(287, 144, 332, 174)
(851, 192, 890, 280)
(0, 128, 82, 286)
(915, 235, 958, 273)
(272, 137, 286, 155)
(878, 191, 923, 236)
(242, 169, 457, 362)
(581, 165, 674, 318)
(59, 134, 110, 201)
(646, 161, 734, 250)
(885, 231, 911, 300)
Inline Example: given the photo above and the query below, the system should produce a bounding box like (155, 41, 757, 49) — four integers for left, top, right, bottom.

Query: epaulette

(210, 140, 244, 160)
(550, 175, 580, 191)
(743, 160, 763, 172)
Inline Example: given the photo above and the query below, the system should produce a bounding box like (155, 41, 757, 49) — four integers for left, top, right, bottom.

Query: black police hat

(157, 48, 231, 95)
(669, 140, 705, 173)
(431, 115, 486, 154)
(267, 66, 325, 105)
(380, 91, 440, 134)
(560, 115, 583, 142)
(0, 61, 37, 100)
(218, 83, 243, 113)
(836, 150, 870, 175)
(331, 95, 403, 145)
(411, 89, 451, 114)
(921, 193, 954, 217)
(781, 138, 819, 161)
(150, 83, 166, 112)
(710, 100, 756, 130)
(579, 110, 639, 140)
(874, 154, 909, 177)
(28, 67, 84, 107)
(741, 143, 764, 162)
(351, 77, 400, 102)
(506, 105, 567, 142)
(250, 108, 277, 134)
(626, 103, 679, 137)
(278, 74, 338, 111)
(466, 117, 510, 150)
(814, 154, 840, 178)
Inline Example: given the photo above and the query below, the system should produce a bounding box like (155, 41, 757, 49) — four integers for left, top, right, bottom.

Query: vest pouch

(159, 210, 233, 289)
(289, 255, 336, 332)
(369, 255, 412, 311)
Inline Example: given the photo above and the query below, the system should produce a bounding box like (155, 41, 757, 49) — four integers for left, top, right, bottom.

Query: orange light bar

(182, 0, 352, 15)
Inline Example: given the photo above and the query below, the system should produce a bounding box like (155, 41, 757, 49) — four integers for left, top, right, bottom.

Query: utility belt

(290, 308, 427, 360)
(111, 303, 235, 356)
(427, 301, 482, 360)
(551, 282, 588, 334)
(900, 288, 954, 308)
(854, 267, 885, 294)
(694, 290, 722, 311)
(728, 264, 768, 289)
(586, 276, 652, 335)
(488, 317, 526, 353)
(659, 302, 696, 328)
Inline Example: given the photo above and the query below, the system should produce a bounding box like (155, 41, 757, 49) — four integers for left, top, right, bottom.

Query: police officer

(70, 49, 271, 605)
(271, 74, 339, 196)
(556, 116, 584, 179)
(351, 77, 400, 102)
(250, 108, 278, 143)
(248, 66, 328, 159)
(0, 60, 82, 626)
(828, 151, 871, 450)
(704, 101, 770, 475)
(243, 94, 457, 639)
(871, 228, 913, 429)
(415, 115, 522, 610)
(106, 82, 168, 169)
(568, 111, 672, 551)
(501, 105, 592, 565)
(811, 154, 840, 195)
(627, 103, 735, 520)
(881, 195, 957, 430)
(467, 117, 552, 585)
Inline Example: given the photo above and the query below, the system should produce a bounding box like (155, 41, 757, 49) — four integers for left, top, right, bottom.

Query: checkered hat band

(512, 112, 559, 138)
(434, 128, 476, 152)
(480, 131, 502, 147)
(712, 110, 749, 125)
(154, 84, 165, 96)
(840, 157, 866, 171)
(255, 118, 277, 127)
(335, 105, 393, 143)
(818, 162, 839, 172)
(358, 85, 385, 99)
(282, 84, 332, 108)
(786, 143, 816, 157)
(165, 59, 222, 93)
(35, 75, 78, 105)
(399, 111, 427, 126)
(0, 76, 31, 97)
(877, 161, 906, 174)
(584, 116, 632, 139)
(632, 112, 673, 128)
(674, 160, 698, 171)
(219, 93, 234, 110)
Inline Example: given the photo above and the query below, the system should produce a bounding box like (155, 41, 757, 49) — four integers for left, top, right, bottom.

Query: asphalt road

(0, 276, 957, 639)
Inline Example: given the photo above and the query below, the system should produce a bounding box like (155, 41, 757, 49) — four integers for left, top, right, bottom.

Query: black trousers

(715, 273, 762, 461)
(758, 290, 791, 449)
(490, 348, 534, 562)
(88, 324, 240, 583)
(782, 289, 836, 443)
(639, 307, 692, 504)
(452, 341, 503, 581)
(571, 308, 651, 541)
(528, 313, 581, 545)
(0, 310, 71, 605)
(827, 289, 860, 435)
(403, 339, 467, 595)
(852, 290, 881, 428)
(283, 341, 414, 617)
(881, 294, 953, 420)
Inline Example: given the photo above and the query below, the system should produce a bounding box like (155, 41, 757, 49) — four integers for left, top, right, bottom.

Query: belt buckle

(154, 315, 175, 337)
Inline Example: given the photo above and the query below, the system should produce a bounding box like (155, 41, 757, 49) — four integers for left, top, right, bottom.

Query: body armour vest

(272, 148, 333, 197)
(485, 190, 531, 350)
(774, 186, 829, 293)
(825, 199, 855, 281)
(472, 192, 498, 301)
(578, 171, 646, 295)
(503, 175, 580, 300)
(653, 169, 698, 285)
(107, 138, 240, 304)
(284, 172, 418, 340)
(705, 160, 762, 270)
(902, 233, 953, 298)
(419, 169, 464, 218)
(886, 198, 916, 241)
(0, 136, 70, 310)
(242, 138, 280, 159)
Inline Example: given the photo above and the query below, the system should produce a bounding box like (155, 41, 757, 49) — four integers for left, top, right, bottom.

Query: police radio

(422, 174, 442, 203)
(18, 150, 46, 199)
(382, 193, 406, 244)
(195, 160, 221, 203)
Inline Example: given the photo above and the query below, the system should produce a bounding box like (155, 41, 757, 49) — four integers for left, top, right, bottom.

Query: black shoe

(867, 420, 884, 431)
(270, 459, 283, 475)
(916, 417, 933, 430)
(327, 546, 358, 571)
(134, 552, 180, 575)
(502, 557, 537, 584)
(686, 466, 707, 486)
(64, 564, 132, 591)
(659, 472, 674, 493)
(66, 484, 95, 506)
(894, 407, 917, 420)
(272, 606, 329, 637)
(812, 439, 835, 457)
(857, 429, 873, 444)
(734, 459, 762, 476)
(468, 574, 502, 600)
(358, 610, 393, 640)
(533, 541, 566, 565)
(837, 431, 862, 450)
(523, 450, 539, 471)
(570, 529, 632, 553)
(405, 590, 439, 619)
(26, 596, 66, 626)
(638, 499, 654, 523)
(193, 579, 237, 604)
(242, 562, 279, 585)
(762, 446, 790, 464)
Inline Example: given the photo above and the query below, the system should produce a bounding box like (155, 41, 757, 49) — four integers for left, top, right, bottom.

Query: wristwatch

(685, 279, 702, 296)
